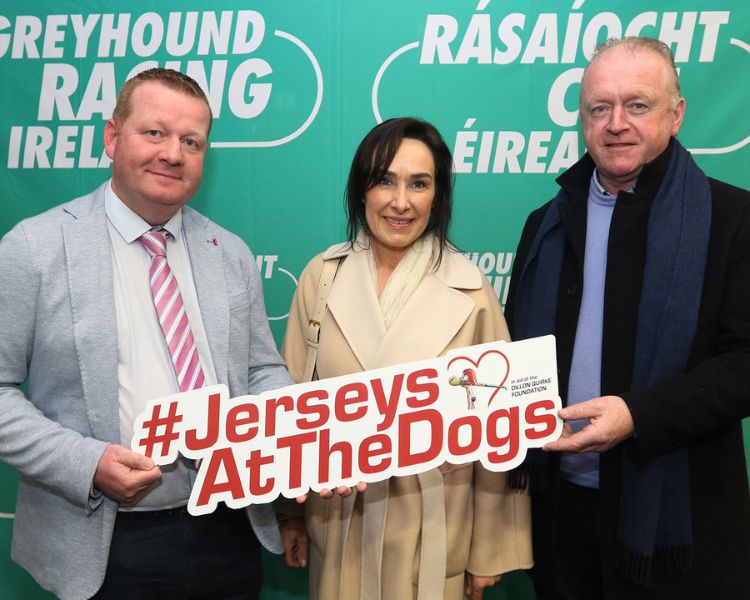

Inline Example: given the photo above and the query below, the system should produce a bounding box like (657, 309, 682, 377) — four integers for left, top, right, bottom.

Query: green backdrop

(1, 1, 748, 598)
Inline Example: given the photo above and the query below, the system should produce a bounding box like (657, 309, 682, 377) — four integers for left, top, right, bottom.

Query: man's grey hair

(585, 37, 683, 109)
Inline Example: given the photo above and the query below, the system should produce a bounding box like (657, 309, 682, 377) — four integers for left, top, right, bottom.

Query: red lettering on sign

(184, 393, 221, 451)
(226, 403, 259, 443)
(371, 374, 403, 432)
(318, 428, 353, 482)
(447, 415, 482, 455)
(335, 382, 368, 422)
(359, 434, 392, 474)
(398, 409, 442, 467)
(277, 432, 317, 488)
(296, 389, 330, 430)
(525, 399, 557, 440)
(246, 449, 275, 495)
(406, 368, 439, 408)
(485, 407, 520, 464)
(264, 395, 294, 437)
(196, 447, 243, 506)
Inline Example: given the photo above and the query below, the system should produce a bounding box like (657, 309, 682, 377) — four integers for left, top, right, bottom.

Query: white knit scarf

(366, 233, 436, 329)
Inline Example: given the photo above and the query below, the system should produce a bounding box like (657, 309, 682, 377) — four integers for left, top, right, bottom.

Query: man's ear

(671, 98, 686, 137)
(103, 119, 117, 160)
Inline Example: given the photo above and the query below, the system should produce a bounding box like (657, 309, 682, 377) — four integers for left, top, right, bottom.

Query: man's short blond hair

(111, 68, 213, 133)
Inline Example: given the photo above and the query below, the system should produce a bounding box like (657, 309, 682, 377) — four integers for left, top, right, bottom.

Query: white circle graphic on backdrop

(211, 29, 323, 148)
(690, 37, 749, 155)
(371, 33, 749, 156)
(372, 41, 419, 124)
(268, 267, 299, 321)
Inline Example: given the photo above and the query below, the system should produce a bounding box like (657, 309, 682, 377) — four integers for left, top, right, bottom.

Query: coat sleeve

(467, 278, 533, 575)
(281, 254, 325, 384)
(276, 255, 327, 519)
(0, 223, 108, 510)
(624, 186, 750, 463)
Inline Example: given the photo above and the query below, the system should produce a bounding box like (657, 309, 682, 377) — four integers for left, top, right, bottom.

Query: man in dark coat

(505, 36, 750, 600)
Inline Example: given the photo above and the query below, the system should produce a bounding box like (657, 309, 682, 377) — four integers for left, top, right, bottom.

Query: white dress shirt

(104, 181, 217, 510)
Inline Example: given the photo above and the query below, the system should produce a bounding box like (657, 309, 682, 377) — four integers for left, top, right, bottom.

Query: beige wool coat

(281, 240, 533, 600)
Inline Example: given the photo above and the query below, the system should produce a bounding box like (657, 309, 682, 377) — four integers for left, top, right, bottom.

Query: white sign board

(132, 335, 562, 515)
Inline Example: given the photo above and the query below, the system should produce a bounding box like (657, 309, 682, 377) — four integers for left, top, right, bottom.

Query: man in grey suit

(0, 68, 290, 600)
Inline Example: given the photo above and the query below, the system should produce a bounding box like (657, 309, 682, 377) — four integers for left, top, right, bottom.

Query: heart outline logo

(447, 349, 510, 407)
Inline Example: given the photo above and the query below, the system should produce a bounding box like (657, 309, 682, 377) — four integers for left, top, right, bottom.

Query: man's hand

(280, 517, 309, 568)
(464, 573, 501, 600)
(296, 482, 368, 503)
(544, 395, 634, 453)
(93, 444, 162, 503)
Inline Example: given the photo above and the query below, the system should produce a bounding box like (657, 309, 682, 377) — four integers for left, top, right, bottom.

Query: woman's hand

(464, 572, 501, 600)
(296, 482, 368, 503)
(280, 517, 309, 568)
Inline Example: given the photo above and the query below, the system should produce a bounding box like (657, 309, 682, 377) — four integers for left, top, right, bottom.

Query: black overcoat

(505, 141, 750, 599)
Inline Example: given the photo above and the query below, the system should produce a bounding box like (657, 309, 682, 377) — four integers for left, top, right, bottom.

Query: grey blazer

(0, 183, 289, 600)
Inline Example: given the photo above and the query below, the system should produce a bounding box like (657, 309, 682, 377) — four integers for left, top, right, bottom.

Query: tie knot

(138, 230, 169, 258)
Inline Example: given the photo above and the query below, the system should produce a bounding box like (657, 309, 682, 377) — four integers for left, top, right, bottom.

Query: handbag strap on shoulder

(303, 257, 341, 382)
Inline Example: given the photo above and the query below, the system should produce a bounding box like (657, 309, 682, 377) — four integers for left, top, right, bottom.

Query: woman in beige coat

(280, 118, 532, 600)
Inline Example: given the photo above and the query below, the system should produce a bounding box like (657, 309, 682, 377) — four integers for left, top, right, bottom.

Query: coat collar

(556, 139, 675, 204)
(324, 237, 482, 370)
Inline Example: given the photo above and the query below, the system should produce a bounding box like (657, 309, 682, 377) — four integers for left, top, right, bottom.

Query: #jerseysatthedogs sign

(131, 335, 562, 515)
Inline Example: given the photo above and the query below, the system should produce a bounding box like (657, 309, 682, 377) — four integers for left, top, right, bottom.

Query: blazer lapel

(326, 248, 385, 371)
(183, 210, 230, 385)
(63, 204, 119, 443)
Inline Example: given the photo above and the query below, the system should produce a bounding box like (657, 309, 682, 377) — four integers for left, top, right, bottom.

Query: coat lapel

(560, 196, 587, 269)
(371, 273, 475, 368)
(62, 197, 119, 443)
(327, 246, 480, 370)
(183, 209, 230, 385)
(326, 248, 385, 370)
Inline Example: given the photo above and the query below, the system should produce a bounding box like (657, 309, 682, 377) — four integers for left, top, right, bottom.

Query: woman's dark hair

(345, 117, 454, 264)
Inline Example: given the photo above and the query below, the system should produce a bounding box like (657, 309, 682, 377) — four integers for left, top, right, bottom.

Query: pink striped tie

(138, 230, 205, 392)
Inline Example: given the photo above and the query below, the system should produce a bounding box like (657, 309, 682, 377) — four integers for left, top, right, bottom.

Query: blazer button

(567, 284, 578, 296)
